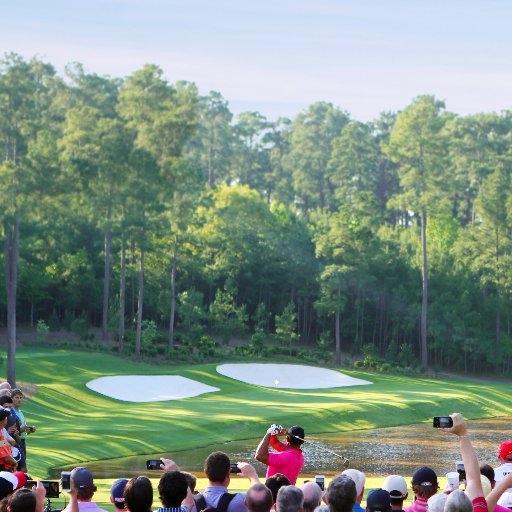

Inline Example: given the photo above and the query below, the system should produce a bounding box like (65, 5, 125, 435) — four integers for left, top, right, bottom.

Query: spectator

(7, 482, 45, 512)
(110, 479, 128, 510)
(265, 475, 291, 504)
(157, 471, 189, 512)
(195, 451, 259, 512)
(444, 490, 472, 512)
(341, 470, 365, 512)
(300, 482, 322, 512)
(382, 476, 408, 512)
(276, 486, 303, 512)
(182, 473, 197, 494)
(0, 473, 28, 501)
(256, 426, 305, 485)
(61, 467, 107, 512)
(0, 397, 20, 447)
(366, 489, 391, 512)
(124, 476, 153, 512)
(495, 442, 512, 489)
(480, 464, 496, 489)
(325, 475, 357, 512)
(425, 494, 447, 512)
(0, 411, 17, 471)
(245, 484, 273, 512)
(10, 389, 35, 474)
(404, 467, 438, 512)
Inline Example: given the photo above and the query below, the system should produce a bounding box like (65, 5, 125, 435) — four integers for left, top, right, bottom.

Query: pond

(49, 417, 512, 479)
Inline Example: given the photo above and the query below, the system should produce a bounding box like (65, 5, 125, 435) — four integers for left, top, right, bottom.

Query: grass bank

(7, 348, 511, 479)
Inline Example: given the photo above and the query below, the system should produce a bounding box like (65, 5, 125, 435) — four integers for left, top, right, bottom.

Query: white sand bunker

(86, 375, 220, 402)
(216, 363, 372, 389)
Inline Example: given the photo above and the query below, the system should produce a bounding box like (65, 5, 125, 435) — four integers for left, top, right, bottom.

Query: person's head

(182, 472, 197, 492)
(0, 472, 26, 501)
(444, 489, 472, 512)
(287, 427, 305, 448)
(0, 391, 10, 399)
(265, 474, 291, 503)
(158, 471, 188, 508)
(366, 489, 391, 512)
(300, 482, 322, 512)
(245, 483, 274, 512)
(326, 475, 357, 512)
(341, 470, 365, 503)
(0, 410, 10, 430)
(110, 479, 128, 510)
(0, 384, 11, 392)
(124, 476, 153, 512)
(426, 493, 448, 512)
(276, 486, 304, 512)
(411, 467, 438, 499)
(498, 441, 512, 464)
(71, 467, 97, 501)
(7, 489, 35, 512)
(0, 397, 13, 409)
(382, 475, 408, 508)
(480, 464, 495, 489)
(204, 452, 230, 484)
(10, 390, 23, 408)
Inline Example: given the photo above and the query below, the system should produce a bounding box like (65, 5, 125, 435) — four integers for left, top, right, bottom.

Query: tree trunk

(4, 217, 19, 386)
(118, 238, 126, 353)
(135, 245, 145, 359)
(420, 209, 428, 368)
(101, 224, 112, 341)
(168, 235, 178, 348)
(335, 308, 341, 365)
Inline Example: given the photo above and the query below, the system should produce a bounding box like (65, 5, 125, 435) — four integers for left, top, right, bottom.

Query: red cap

(498, 441, 512, 461)
(13, 472, 27, 489)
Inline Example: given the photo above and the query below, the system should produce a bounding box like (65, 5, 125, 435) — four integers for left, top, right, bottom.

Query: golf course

(8, 347, 512, 480)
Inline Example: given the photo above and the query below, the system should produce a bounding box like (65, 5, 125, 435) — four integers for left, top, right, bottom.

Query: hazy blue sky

(1, 1, 511, 121)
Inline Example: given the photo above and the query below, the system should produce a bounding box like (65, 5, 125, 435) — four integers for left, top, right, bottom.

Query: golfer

(255, 424, 305, 485)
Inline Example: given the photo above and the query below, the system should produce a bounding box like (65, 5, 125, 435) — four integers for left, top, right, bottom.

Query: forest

(1, 52, 511, 380)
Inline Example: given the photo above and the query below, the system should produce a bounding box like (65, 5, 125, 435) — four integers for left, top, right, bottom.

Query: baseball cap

(412, 467, 438, 486)
(498, 441, 512, 461)
(287, 426, 305, 442)
(110, 478, 128, 503)
(382, 475, 408, 498)
(11, 389, 23, 397)
(366, 489, 391, 512)
(13, 472, 27, 489)
(71, 467, 94, 488)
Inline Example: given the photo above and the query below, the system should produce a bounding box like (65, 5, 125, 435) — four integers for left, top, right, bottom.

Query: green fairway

(8, 347, 512, 479)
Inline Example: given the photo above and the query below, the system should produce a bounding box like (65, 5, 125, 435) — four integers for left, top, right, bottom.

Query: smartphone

(61, 471, 71, 493)
(230, 463, 241, 474)
(433, 416, 453, 428)
(146, 459, 162, 470)
(315, 475, 325, 491)
(26, 480, 60, 499)
(456, 461, 466, 481)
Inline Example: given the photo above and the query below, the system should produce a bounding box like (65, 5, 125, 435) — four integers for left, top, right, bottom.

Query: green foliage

(36, 319, 49, 343)
(209, 288, 248, 344)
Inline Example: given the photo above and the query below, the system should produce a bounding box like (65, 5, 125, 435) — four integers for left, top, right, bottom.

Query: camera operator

(60, 468, 106, 512)
(7, 481, 46, 512)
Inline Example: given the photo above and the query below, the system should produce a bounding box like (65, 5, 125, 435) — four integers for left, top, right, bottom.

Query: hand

(237, 462, 258, 481)
(160, 458, 180, 472)
(29, 426, 36, 433)
(267, 424, 283, 435)
(183, 486, 194, 511)
(442, 413, 467, 437)
(33, 480, 46, 506)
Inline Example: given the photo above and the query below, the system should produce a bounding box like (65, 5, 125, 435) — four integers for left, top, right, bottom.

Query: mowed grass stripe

(9, 348, 512, 477)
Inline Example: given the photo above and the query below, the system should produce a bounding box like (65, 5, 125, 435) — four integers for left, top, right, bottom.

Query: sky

(1, 0, 511, 122)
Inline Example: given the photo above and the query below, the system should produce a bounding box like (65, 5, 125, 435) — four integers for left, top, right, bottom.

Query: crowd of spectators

(0, 408, 510, 512)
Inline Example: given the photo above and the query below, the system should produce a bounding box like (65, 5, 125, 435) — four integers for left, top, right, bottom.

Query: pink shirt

(404, 497, 428, 512)
(266, 437, 304, 485)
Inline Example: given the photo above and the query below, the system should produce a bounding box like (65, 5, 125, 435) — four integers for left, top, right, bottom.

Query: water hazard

(49, 417, 512, 479)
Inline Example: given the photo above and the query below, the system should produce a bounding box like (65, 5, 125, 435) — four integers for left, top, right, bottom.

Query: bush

(353, 360, 365, 368)
(36, 319, 49, 343)
(70, 317, 89, 340)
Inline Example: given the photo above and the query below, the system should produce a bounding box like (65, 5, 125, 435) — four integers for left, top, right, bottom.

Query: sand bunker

(216, 363, 372, 389)
(86, 375, 220, 402)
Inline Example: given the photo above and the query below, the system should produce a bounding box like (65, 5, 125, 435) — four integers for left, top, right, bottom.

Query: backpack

(194, 492, 237, 512)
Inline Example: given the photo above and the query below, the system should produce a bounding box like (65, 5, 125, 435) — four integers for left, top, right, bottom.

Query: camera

(433, 416, 453, 428)
(61, 471, 71, 493)
(25, 480, 60, 499)
(146, 459, 162, 470)
(230, 463, 241, 474)
(315, 475, 325, 491)
(456, 461, 466, 481)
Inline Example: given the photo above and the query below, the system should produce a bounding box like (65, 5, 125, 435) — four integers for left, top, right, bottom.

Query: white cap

(342, 469, 366, 497)
(382, 475, 408, 498)
(498, 492, 512, 508)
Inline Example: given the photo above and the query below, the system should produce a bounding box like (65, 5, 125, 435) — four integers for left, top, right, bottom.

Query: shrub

(70, 317, 88, 340)
(36, 319, 49, 343)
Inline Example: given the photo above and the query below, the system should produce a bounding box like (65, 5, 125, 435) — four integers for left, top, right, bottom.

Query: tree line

(1, 53, 511, 382)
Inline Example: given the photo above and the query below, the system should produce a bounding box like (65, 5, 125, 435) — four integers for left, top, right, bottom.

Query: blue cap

(110, 479, 128, 503)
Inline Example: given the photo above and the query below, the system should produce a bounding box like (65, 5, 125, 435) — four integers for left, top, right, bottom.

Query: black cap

(412, 467, 438, 487)
(287, 425, 305, 443)
(366, 489, 391, 512)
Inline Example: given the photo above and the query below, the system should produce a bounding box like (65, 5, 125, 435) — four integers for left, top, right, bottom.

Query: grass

(8, 348, 512, 479)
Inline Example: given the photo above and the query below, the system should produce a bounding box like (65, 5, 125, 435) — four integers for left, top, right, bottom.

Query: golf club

(294, 435, 350, 464)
